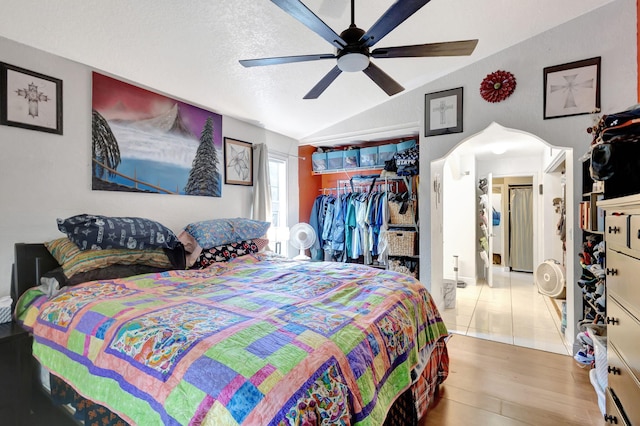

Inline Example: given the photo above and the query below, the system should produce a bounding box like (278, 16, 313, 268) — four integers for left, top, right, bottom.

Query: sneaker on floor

(574, 349, 595, 365)
(577, 331, 593, 347)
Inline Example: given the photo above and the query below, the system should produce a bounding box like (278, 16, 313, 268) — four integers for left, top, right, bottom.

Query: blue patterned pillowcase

(184, 218, 270, 248)
(57, 214, 180, 251)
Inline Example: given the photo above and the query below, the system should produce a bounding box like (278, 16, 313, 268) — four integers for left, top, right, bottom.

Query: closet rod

(266, 147, 306, 160)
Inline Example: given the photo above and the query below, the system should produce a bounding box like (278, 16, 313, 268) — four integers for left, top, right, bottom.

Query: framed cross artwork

(424, 87, 463, 137)
(543, 57, 601, 119)
(0, 62, 63, 134)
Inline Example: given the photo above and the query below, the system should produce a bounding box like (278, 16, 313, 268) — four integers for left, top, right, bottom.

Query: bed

(13, 242, 449, 426)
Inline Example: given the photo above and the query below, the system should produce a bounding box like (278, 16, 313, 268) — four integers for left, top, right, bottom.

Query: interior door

(486, 173, 493, 287)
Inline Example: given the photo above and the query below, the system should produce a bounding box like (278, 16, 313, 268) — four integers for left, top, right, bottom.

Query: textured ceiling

(0, 0, 617, 141)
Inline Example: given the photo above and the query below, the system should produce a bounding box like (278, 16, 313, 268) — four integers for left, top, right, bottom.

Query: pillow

(232, 218, 271, 241)
(45, 237, 173, 278)
(57, 214, 179, 251)
(193, 240, 261, 269)
(44, 264, 171, 286)
(252, 238, 269, 252)
(184, 218, 270, 248)
(178, 230, 203, 268)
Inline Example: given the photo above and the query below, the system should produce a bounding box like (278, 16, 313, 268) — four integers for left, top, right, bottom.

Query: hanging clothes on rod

(310, 175, 400, 265)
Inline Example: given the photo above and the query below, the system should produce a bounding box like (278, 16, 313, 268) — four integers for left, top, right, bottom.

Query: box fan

(534, 259, 566, 298)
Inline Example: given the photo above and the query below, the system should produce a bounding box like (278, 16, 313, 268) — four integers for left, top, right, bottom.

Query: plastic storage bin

(377, 144, 397, 165)
(312, 152, 327, 172)
(397, 139, 416, 152)
(359, 146, 378, 167)
(343, 149, 360, 169)
(326, 151, 344, 170)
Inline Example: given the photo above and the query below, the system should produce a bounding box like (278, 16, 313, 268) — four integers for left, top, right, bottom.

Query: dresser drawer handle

(606, 317, 620, 325)
(607, 366, 621, 375)
(606, 268, 618, 276)
(608, 226, 621, 234)
(604, 414, 618, 424)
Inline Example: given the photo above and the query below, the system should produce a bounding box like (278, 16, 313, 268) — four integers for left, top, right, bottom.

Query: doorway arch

(430, 122, 575, 348)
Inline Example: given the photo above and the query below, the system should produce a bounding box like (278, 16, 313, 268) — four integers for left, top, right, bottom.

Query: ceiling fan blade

(271, 0, 346, 49)
(360, 0, 432, 48)
(362, 62, 404, 96)
(240, 54, 336, 67)
(371, 39, 479, 58)
(303, 66, 342, 99)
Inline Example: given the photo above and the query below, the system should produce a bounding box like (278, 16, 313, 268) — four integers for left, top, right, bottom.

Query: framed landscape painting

(91, 72, 223, 197)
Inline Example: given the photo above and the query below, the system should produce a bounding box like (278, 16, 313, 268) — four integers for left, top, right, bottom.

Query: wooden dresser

(599, 194, 640, 425)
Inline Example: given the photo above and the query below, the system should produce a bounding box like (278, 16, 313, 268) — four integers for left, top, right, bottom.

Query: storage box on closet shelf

(359, 146, 378, 168)
(312, 152, 328, 172)
(389, 202, 414, 225)
(388, 231, 416, 256)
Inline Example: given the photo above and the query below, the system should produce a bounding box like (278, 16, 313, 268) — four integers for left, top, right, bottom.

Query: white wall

(0, 36, 300, 297)
(443, 154, 477, 284)
(300, 0, 638, 347)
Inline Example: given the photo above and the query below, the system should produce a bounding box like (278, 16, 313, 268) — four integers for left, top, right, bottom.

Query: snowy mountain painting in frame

(91, 72, 223, 197)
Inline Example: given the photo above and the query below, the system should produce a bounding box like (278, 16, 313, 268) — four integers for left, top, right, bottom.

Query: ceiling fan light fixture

(337, 53, 369, 72)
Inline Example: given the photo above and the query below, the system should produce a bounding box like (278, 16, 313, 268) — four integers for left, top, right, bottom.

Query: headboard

(11, 243, 60, 312)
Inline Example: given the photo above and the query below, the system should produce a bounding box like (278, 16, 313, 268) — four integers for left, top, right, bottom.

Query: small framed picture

(543, 57, 601, 119)
(0, 62, 63, 134)
(224, 137, 253, 186)
(425, 87, 463, 137)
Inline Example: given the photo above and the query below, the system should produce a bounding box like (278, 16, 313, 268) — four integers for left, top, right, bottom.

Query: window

(268, 155, 288, 255)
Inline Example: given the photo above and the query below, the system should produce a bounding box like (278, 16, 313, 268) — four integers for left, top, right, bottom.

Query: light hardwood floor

(421, 334, 603, 426)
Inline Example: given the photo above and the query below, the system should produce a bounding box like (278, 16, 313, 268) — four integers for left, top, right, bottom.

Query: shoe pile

(579, 236, 606, 319)
(574, 321, 597, 365)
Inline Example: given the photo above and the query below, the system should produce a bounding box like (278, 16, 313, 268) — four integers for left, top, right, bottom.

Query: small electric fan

(534, 259, 566, 298)
(289, 222, 317, 260)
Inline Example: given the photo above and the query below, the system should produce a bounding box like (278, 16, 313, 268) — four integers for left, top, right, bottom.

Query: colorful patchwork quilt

(17, 254, 448, 425)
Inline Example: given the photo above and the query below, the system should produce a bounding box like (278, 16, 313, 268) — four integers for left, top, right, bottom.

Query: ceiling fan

(239, 0, 478, 99)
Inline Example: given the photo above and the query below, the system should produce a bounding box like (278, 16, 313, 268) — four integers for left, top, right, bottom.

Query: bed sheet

(17, 254, 448, 425)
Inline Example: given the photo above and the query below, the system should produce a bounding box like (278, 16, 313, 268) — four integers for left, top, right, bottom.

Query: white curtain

(252, 143, 272, 222)
(509, 186, 533, 272)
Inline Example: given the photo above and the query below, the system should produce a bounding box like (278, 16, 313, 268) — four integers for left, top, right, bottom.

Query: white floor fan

(290, 222, 316, 260)
(534, 259, 566, 298)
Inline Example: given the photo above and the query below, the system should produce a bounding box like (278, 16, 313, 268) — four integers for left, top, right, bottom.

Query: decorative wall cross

(432, 99, 454, 126)
(15, 82, 50, 118)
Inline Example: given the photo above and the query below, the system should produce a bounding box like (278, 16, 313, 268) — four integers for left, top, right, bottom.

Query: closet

(309, 174, 418, 276)
(302, 136, 420, 278)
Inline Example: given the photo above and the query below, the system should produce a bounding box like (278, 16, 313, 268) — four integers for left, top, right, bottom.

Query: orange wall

(298, 145, 322, 223)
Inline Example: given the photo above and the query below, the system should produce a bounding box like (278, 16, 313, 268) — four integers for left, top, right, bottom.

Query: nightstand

(0, 321, 32, 426)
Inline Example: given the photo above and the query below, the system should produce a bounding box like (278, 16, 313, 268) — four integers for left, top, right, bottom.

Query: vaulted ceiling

(0, 0, 617, 140)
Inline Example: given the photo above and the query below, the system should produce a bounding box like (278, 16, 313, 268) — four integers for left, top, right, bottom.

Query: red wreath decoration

(480, 70, 516, 103)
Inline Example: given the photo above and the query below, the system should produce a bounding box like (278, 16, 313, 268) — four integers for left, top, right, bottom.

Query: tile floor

(439, 266, 572, 355)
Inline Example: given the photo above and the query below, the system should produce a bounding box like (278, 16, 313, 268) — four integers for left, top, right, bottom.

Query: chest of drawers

(599, 195, 640, 425)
